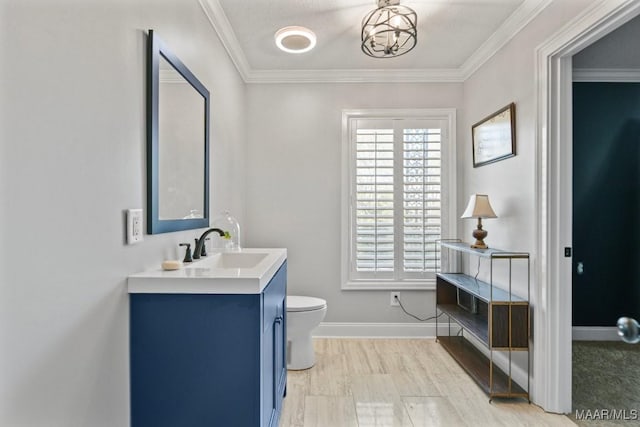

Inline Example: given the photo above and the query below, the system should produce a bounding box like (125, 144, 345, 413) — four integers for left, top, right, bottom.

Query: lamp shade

(461, 194, 497, 219)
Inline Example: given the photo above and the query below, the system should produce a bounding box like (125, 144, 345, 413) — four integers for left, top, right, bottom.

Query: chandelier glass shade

(361, 0, 417, 58)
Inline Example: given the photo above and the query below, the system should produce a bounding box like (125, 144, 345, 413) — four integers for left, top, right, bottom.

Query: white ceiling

(200, 0, 552, 83)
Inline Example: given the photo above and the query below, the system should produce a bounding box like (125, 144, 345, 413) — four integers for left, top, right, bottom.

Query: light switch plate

(127, 209, 144, 244)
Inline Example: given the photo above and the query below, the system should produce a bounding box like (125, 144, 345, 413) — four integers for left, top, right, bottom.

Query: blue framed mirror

(147, 30, 210, 234)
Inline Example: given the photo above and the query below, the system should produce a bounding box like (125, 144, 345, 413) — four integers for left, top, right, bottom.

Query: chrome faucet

(193, 228, 226, 259)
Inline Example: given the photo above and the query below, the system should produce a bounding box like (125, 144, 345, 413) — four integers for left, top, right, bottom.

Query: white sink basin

(188, 252, 268, 269)
(127, 248, 287, 294)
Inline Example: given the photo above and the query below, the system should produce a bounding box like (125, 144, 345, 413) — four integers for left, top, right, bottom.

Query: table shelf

(436, 240, 530, 400)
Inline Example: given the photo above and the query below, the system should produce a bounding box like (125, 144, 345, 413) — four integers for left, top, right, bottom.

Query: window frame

(341, 109, 457, 290)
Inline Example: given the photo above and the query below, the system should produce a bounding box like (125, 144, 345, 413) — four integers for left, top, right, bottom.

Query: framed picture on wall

(472, 103, 516, 167)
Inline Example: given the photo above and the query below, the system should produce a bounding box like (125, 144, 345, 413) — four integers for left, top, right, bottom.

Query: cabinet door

(130, 294, 262, 427)
(262, 295, 276, 427)
(274, 295, 286, 413)
(262, 262, 287, 427)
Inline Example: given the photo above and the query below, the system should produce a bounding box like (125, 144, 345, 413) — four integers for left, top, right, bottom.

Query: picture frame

(472, 103, 516, 167)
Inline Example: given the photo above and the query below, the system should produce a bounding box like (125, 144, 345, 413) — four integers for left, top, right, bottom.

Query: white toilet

(286, 295, 327, 370)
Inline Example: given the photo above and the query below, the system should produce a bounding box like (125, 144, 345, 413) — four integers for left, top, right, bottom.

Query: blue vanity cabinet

(130, 261, 287, 427)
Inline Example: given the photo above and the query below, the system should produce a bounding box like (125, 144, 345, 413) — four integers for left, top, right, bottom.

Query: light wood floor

(280, 338, 575, 427)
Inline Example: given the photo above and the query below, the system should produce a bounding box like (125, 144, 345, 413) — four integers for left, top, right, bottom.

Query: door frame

(534, 0, 640, 414)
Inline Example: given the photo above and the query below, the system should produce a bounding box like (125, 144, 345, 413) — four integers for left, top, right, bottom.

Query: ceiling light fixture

(275, 26, 316, 54)
(361, 0, 417, 58)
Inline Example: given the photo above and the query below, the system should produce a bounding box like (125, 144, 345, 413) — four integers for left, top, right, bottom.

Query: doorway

(534, 0, 640, 414)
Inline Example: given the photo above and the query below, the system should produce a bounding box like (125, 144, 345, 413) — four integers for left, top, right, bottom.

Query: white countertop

(127, 248, 287, 294)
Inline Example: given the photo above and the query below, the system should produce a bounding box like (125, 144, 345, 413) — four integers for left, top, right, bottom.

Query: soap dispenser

(211, 210, 241, 251)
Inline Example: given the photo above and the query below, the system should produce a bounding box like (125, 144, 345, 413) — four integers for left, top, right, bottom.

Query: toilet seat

(286, 296, 326, 312)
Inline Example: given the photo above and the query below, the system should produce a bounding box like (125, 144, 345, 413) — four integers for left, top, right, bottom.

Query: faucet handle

(179, 243, 193, 263)
(194, 237, 211, 257)
(201, 238, 210, 256)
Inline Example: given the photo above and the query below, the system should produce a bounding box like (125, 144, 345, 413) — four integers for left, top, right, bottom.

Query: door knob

(617, 317, 640, 344)
(576, 262, 584, 275)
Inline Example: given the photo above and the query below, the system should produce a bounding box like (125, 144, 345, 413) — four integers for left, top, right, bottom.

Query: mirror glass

(158, 57, 205, 220)
(147, 30, 210, 234)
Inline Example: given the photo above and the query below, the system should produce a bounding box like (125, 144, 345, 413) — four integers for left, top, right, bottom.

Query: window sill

(342, 280, 436, 291)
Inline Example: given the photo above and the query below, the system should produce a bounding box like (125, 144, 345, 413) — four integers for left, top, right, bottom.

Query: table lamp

(461, 194, 497, 249)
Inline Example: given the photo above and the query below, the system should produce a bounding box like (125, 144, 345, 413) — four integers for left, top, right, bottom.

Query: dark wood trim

(438, 304, 488, 346)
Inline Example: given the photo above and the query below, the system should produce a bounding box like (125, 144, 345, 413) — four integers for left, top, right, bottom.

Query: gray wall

(0, 0, 246, 425)
(573, 12, 640, 69)
(461, 0, 597, 297)
(244, 83, 465, 323)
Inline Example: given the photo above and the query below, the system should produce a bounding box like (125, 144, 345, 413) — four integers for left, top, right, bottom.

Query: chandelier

(361, 0, 417, 58)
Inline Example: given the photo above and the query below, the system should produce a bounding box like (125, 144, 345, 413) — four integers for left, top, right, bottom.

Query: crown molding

(198, 0, 251, 82)
(573, 67, 640, 82)
(459, 0, 553, 80)
(201, 0, 552, 84)
(244, 68, 465, 84)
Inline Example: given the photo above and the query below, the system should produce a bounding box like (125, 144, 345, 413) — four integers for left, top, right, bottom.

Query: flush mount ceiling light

(361, 0, 417, 58)
(274, 26, 316, 54)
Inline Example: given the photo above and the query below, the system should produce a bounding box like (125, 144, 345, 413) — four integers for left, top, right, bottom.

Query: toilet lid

(286, 296, 326, 312)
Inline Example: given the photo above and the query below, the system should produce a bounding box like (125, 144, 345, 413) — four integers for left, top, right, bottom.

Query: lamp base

(470, 219, 489, 249)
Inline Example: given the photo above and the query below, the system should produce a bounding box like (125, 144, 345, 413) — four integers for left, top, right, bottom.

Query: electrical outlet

(127, 209, 144, 244)
(390, 292, 400, 306)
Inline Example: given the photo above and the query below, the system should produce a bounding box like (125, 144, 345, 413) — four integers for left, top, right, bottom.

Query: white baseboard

(312, 322, 460, 338)
(572, 326, 619, 341)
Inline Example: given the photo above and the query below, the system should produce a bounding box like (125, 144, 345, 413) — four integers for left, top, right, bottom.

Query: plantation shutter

(402, 127, 442, 275)
(355, 124, 395, 276)
(350, 118, 444, 283)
